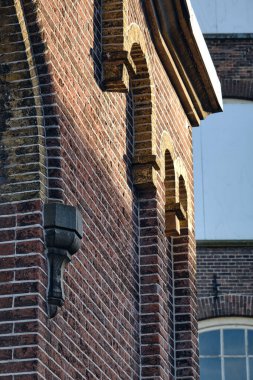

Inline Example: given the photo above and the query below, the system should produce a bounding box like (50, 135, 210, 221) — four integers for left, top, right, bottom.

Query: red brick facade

(0, 1, 221, 379)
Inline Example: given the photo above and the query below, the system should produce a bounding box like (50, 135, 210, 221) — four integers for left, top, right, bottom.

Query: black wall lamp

(44, 203, 83, 318)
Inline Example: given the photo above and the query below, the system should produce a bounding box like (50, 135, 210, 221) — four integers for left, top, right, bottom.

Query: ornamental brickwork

(0, 1, 221, 379)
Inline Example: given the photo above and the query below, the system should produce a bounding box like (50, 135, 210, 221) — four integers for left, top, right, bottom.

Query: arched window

(199, 318, 253, 380)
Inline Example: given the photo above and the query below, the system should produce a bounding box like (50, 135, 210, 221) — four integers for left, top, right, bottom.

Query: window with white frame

(199, 318, 253, 380)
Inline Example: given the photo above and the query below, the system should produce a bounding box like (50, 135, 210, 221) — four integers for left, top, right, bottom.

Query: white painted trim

(186, 0, 223, 110)
(199, 317, 253, 332)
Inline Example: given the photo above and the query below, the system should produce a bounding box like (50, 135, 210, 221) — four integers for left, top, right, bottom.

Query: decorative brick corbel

(44, 204, 83, 318)
(102, 50, 136, 92)
(132, 156, 160, 190)
(165, 202, 187, 236)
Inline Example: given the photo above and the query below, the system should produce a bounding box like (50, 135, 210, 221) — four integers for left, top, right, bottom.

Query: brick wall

(0, 1, 200, 379)
(197, 245, 253, 320)
(206, 37, 253, 99)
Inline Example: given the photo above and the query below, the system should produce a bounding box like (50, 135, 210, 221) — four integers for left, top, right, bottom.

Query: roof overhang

(143, 0, 223, 126)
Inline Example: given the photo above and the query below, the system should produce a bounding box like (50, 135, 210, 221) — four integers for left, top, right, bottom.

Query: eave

(143, 0, 223, 126)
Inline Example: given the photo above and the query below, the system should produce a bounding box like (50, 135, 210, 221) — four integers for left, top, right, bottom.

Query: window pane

(224, 329, 245, 355)
(249, 358, 253, 380)
(200, 331, 220, 356)
(200, 358, 222, 380)
(224, 358, 247, 380)
(248, 330, 253, 355)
